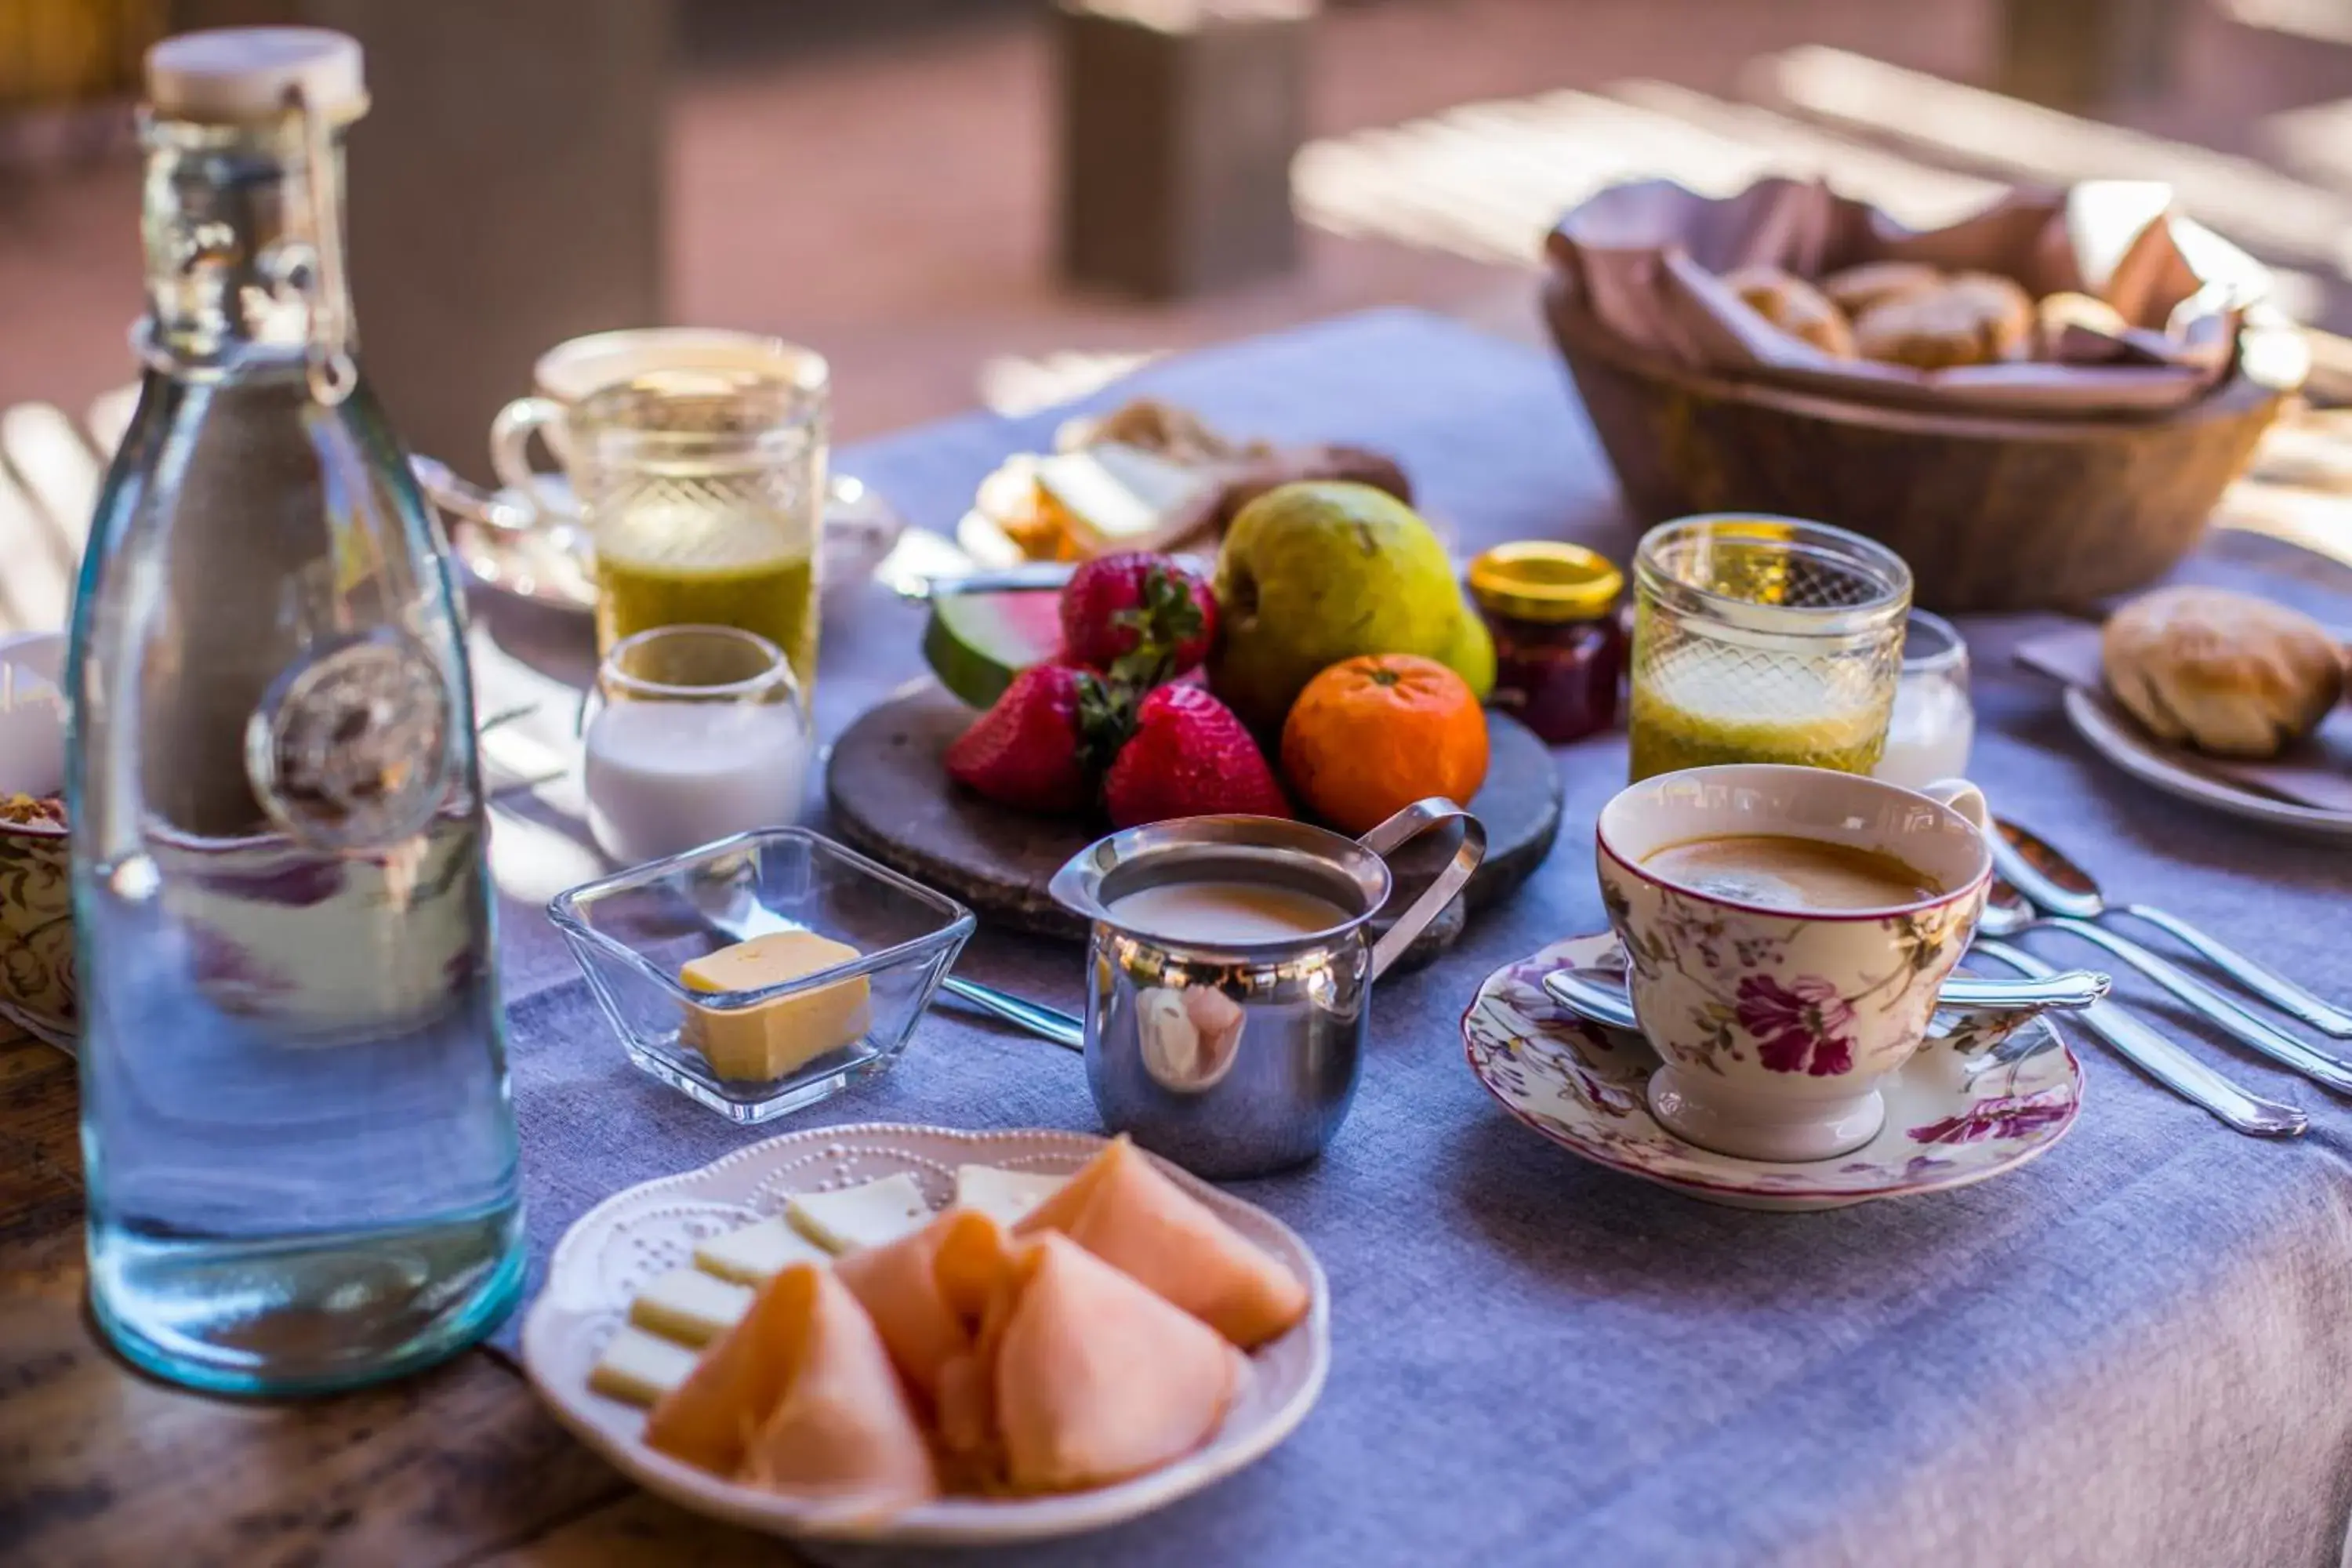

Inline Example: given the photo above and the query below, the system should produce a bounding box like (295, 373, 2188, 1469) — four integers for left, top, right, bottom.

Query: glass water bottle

(67, 28, 524, 1395)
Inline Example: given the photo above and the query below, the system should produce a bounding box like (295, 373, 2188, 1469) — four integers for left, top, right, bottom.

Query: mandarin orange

(1279, 654, 1488, 833)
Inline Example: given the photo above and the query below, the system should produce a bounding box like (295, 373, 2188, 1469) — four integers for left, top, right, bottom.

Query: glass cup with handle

(486, 328, 822, 508)
(408, 331, 901, 622)
(552, 366, 829, 705)
(1627, 514, 1913, 782)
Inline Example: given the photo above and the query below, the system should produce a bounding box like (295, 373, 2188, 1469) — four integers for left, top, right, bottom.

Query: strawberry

(1059, 553, 1218, 688)
(946, 665, 1123, 815)
(1102, 684, 1290, 829)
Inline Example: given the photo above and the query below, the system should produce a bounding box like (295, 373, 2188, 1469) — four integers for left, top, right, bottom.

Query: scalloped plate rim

(519, 1121, 1330, 1544)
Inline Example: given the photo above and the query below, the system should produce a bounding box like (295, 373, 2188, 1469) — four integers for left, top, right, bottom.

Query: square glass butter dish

(549, 828, 975, 1122)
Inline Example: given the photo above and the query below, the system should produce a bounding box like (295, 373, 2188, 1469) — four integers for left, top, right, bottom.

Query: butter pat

(953, 1163, 1068, 1228)
(628, 1266, 754, 1346)
(691, 1214, 833, 1286)
(589, 1324, 701, 1406)
(786, 1173, 934, 1254)
(1033, 443, 1214, 556)
(681, 931, 871, 1082)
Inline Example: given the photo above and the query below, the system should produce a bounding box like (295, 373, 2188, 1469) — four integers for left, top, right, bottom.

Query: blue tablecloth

(489, 310, 2352, 1567)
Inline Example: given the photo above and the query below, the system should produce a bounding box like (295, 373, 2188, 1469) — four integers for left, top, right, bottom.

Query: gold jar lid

(1468, 542, 1624, 624)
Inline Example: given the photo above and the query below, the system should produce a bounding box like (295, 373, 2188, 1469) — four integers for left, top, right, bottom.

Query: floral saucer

(1461, 933, 2083, 1212)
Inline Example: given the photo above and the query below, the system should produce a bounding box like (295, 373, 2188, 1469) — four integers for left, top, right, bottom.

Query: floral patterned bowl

(1462, 933, 2083, 1212)
(0, 632, 71, 1047)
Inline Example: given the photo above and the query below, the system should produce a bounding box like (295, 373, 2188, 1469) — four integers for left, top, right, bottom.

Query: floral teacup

(1596, 764, 1993, 1162)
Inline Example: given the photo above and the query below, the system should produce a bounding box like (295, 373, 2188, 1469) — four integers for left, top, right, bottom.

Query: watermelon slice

(924, 587, 1066, 709)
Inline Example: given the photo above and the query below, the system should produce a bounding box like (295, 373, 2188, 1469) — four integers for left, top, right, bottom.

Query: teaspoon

(1985, 829, 2352, 1092)
(940, 976, 1086, 1053)
(696, 894, 1087, 1054)
(1540, 964, 2108, 1036)
(1996, 818, 2352, 1040)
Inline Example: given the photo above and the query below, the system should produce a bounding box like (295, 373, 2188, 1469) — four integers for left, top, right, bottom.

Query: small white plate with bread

(520, 1123, 1328, 1546)
(2063, 686, 2352, 840)
(2022, 586, 2352, 840)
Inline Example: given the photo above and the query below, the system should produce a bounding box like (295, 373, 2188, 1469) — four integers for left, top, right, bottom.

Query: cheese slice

(692, 1214, 834, 1286)
(787, 1173, 935, 1254)
(589, 1323, 702, 1406)
(681, 931, 871, 1083)
(1032, 443, 1214, 556)
(953, 1164, 1068, 1229)
(628, 1266, 755, 1346)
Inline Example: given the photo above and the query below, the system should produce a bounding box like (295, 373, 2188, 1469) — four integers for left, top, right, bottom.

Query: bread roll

(1819, 260, 1942, 320)
(2101, 586, 2346, 758)
(1719, 265, 1855, 358)
(1945, 273, 2034, 359)
(2034, 291, 2132, 360)
(1853, 271, 2033, 369)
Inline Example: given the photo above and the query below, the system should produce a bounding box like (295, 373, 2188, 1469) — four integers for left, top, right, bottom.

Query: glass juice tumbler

(1627, 515, 1914, 782)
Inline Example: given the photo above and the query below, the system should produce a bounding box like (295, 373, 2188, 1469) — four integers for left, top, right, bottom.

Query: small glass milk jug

(67, 28, 524, 1394)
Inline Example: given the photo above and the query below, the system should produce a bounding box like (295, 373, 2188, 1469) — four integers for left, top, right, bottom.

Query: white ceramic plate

(2064, 687, 2352, 841)
(520, 1122, 1330, 1545)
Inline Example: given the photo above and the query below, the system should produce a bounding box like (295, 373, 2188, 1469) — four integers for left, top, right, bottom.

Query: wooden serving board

(825, 683, 1563, 963)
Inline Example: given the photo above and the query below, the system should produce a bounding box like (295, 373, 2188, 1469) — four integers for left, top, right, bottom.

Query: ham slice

(835, 1207, 1010, 1403)
(1015, 1136, 1308, 1348)
(644, 1262, 938, 1514)
(977, 1232, 1237, 1493)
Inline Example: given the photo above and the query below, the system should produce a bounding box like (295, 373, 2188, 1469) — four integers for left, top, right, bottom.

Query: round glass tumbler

(1872, 609, 1976, 790)
(583, 625, 811, 868)
(573, 360, 829, 702)
(1627, 515, 1914, 782)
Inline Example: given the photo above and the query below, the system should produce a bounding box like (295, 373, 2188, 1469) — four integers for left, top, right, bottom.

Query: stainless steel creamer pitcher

(1049, 799, 1486, 1178)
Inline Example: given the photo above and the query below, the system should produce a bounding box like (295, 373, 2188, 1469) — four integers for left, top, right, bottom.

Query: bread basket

(1544, 273, 2298, 613)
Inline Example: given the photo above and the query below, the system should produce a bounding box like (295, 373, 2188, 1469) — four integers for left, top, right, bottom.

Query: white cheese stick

(588, 1324, 700, 1406)
(953, 1163, 1068, 1228)
(691, 1214, 833, 1286)
(786, 1173, 934, 1254)
(627, 1267, 754, 1347)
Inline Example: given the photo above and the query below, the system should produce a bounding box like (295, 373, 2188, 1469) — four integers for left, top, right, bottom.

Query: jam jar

(1467, 542, 1625, 744)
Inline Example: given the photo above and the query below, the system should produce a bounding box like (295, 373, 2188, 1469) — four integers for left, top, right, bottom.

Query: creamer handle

(1359, 797, 1486, 983)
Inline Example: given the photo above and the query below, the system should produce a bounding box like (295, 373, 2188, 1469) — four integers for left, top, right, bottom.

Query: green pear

(1210, 481, 1461, 733)
(1437, 601, 1496, 701)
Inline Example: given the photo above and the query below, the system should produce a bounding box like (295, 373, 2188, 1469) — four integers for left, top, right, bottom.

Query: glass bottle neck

(139, 111, 354, 385)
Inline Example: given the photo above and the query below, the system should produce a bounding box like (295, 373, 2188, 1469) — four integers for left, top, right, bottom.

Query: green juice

(1628, 647, 1891, 781)
(593, 506, 819, 694)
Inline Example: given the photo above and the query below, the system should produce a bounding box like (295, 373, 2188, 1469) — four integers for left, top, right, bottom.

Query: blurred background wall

(8, 0, 2352, 466)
